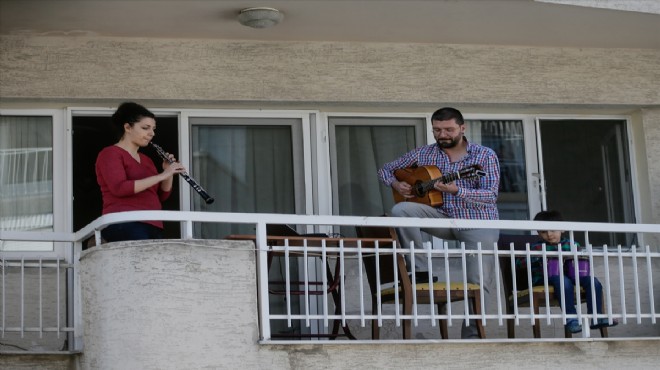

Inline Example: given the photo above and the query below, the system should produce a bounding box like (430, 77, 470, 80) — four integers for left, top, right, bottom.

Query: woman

(95, 102, 185, 242)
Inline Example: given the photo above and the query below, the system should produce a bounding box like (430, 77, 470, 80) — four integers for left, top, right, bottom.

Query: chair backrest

(497, 234, 540, 295)
(266, 224, 300, 236)
(355, 226, 400, 295)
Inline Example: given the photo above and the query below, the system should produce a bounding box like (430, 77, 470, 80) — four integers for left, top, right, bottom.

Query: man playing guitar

(377, 107, 500, 339)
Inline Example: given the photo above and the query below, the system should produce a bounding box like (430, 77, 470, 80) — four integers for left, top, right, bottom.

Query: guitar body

(393, 165, 444, 206)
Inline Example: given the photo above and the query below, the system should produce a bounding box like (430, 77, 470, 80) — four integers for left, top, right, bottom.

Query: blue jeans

(548, 275, 603, 315)
(101, 222, 163, 243)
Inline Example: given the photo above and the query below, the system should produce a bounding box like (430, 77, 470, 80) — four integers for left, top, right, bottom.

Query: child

(517, 210, 618, 333)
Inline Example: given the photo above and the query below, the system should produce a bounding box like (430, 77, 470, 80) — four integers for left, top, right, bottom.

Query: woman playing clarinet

(95, 102, 186, 242)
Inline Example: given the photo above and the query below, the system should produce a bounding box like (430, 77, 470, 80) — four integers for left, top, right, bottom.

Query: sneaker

(590, 318, 619, 330)
(565, 319, 582, 334)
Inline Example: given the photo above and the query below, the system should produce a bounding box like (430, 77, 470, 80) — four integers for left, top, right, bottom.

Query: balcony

(0, 211, 658, 369)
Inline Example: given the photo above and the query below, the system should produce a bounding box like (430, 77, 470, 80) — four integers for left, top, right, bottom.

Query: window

(328, 115, 426, 235)
(189, 114, 308, 238)
(466, 119, 529, 220)
(0, 115, 54, 251)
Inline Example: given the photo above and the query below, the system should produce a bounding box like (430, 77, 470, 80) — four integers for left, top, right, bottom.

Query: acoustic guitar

(392, 164, 486, 206)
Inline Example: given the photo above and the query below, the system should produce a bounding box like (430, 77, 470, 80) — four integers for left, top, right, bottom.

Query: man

(377, 107, 500, 338)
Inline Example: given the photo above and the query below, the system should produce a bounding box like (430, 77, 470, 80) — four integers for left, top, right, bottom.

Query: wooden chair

(497, 234, 608, 338)
(356, 226, 485, 339)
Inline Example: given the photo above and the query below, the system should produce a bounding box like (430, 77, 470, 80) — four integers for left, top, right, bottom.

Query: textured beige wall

(1, 36, 659, 105)
(642, 109, 660, 227)
(79, 239, 261, 369)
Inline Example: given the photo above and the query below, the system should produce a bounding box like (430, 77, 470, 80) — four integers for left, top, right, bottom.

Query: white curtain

(0, 115, 53, 251)
(333, 125, 417, 217)
(191, 118, 297, 239)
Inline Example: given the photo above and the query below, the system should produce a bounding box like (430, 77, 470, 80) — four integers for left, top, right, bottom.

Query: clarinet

(149, 142, 215, 204)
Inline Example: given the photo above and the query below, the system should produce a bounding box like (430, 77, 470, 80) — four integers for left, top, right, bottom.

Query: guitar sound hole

(413, 182, 426, 197)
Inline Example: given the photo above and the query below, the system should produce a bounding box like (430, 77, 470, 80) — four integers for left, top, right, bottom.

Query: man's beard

(436, 136, 461, 149)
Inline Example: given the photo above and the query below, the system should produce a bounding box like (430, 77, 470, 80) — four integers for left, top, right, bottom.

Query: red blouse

(95, 145, 171, 229)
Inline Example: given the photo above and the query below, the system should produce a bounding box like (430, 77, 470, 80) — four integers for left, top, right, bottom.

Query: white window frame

(180, 109, 318, 220)
(533, 114, 640, 226)
(0, 109, 66, 259)
(321, 112, 429, 221)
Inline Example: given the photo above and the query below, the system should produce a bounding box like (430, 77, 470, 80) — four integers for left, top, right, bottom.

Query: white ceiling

(1, 0, 659, 49)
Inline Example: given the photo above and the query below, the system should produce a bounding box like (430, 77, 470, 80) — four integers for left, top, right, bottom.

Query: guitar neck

(430, 171, 460, 186)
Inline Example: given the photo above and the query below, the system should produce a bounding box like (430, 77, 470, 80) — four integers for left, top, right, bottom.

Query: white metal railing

(0, 211, 658, 350)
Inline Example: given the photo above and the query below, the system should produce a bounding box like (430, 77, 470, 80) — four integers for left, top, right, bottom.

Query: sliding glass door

(189, 114, 308, 239)
(536, 118, 635, 246)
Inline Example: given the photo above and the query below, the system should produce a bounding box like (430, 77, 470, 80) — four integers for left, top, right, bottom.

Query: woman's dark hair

(431, 107, 464, 125)
(533, 210, 563, 222)
(110, 102, 155, 141)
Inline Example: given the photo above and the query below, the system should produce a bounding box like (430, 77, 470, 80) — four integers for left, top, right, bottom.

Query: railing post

(71, 241, 84, 351)
(255, 222, 271, 340)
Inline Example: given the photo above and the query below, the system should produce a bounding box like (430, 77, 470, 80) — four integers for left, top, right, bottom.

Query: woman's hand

(162, 154, 187, 176)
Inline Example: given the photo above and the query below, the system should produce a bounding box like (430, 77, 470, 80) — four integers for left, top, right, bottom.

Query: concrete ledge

(0, 352, 80, 370)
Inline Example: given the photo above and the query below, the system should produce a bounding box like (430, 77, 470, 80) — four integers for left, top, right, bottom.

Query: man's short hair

(431, 107, 464, 125)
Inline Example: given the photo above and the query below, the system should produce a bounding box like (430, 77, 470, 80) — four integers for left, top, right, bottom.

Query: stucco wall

(1, 36, 659, 106)
(642, 108, 660, 228)
(72, 239, 660, 370)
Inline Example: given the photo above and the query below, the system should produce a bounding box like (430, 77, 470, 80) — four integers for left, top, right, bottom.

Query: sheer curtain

(0, 115, 53, 251)
(333, 125, 417, 217)
(191, 118, 299, 239)
(330, 117, 424, 237)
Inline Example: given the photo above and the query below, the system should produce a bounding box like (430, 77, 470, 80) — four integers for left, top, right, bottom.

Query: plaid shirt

(378, 141, 500, 220)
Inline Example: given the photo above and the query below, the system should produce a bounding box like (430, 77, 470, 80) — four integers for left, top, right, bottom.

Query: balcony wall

(69, 239, 659, 370)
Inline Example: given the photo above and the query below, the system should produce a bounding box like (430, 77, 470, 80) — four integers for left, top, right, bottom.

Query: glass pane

(329, 117, 425, 237)
(191, 118, 299, 238)
(0, 116, 53, 251)
(466, 119, 529, 221)
(333, 125, 417, 217)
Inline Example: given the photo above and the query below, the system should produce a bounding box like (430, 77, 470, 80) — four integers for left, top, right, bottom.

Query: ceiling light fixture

(237, 7, 284, 29)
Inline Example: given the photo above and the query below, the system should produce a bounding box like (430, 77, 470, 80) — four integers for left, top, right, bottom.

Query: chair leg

(472, 295, 486, 339)
(371, 301, 380, 340)
(403, 297, 412, 339)
(598, 291, 608, 338)
(507, 318, 516, 339)
(533, 319, 542, 338)
(372, 318, 380, 339)
(437, 304, 448, 339)
(439, 320, 449, 339)
(599, 327, 608, 338)
(532, 297, 541, 338)
(506, 305, 516, 338)
(403, 320, 412, 339)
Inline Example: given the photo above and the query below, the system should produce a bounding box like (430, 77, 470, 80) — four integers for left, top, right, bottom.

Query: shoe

(590, 318, 619, 330)
(565, 319, 582, 334)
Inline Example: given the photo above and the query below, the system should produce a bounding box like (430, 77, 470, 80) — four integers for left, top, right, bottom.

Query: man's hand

(434, 181, 459, 195)
(392, 180, 414, 198)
